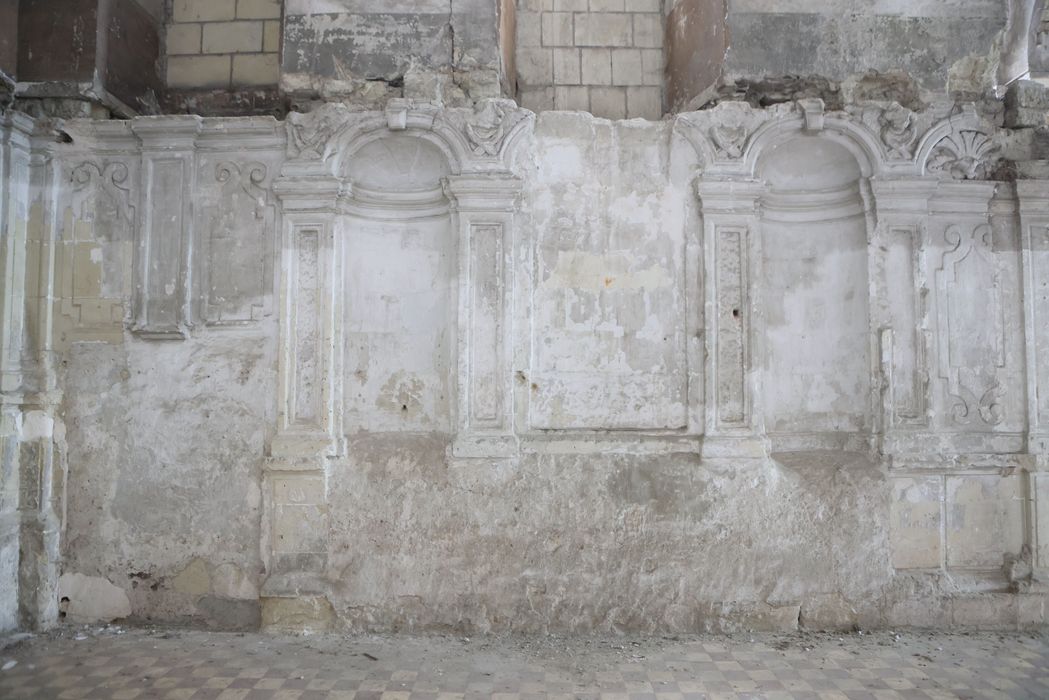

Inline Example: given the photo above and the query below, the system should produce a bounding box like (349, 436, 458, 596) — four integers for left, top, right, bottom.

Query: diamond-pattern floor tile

(0, 627, 1046, 699)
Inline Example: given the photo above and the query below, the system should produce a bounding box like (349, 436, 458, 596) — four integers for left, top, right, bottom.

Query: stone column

(694, 178, 766, 460)
(445, 175, 521, 459)
(260, 166, 343, 632)
(1017, 181, 1049, 459)
(0, 112, 64, 631)
(1017, 180, 1049, 581)
(0, 113, 33, 632)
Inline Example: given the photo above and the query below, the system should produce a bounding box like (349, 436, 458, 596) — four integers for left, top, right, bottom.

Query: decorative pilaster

(130, 117, 202, 338)
(1017, 181, 1049, 460)
(0, 113, 34, 633)
(445, 175, 521, 459)
(260, 163, 343, 626)
(1017, 180, 1049, 582)
(694, 179, 766, 459)
(0, 113, 64, 631)
(869, 179, 937, 455)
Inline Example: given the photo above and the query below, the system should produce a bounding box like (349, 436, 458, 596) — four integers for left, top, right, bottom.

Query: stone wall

(3, 0, 162, 117)
(281, 0, 511, 107)
(166, 0, 282, 90)
(2, 94, 1048, 633)
(515, 0, 663, 119)
(721, 0, 1007, 102)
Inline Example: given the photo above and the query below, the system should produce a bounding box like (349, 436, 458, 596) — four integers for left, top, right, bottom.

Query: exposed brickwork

(516, 0, 664, 120)
(166, 0, 281, 90)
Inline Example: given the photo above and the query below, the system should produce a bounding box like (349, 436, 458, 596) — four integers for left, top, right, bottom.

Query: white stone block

(518, 48, 553, 85)
(590, 86, 626, 118)
(555, 85, 590, 110)
(519, 86, 555, 111)
(202, 21, 264, 54)
(263, 20, 281, 52)
(167, 23, 202, 55)
(611, 48, 643, 85)
(580, 47, 612, 84)
(174, 0, 236, 22)
(626, 85, 661, 119)
(237, 0, 282, 19)
(167, 55, 231, 88)
(574, 13, 633, 47)
(641, 48, 662, 85)
(517, 11, 543, 48)
(553, 48, 581, 84)
(632, 12, 663, 48)
(541, 12, 575, 47)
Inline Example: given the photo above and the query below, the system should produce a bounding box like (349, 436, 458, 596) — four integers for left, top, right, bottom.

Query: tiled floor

(0, 625, 1046, 699)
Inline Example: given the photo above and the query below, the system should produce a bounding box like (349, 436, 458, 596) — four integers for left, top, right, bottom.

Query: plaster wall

(2, 97, 1049, 633)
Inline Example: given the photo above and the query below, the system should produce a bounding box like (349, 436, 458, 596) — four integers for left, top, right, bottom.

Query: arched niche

(341, 134, 457, 433)
(756, 137, 873, 443)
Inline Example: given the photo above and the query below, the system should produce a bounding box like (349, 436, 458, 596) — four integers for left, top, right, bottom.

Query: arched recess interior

(755, 137, 873, 443)
(342, 135, 456, 433)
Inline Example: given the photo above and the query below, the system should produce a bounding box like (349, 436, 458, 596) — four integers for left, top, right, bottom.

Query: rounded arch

(756, 136, 864, 192)
(329, 113, 466, 182)
(344, 134, 451, 192)
(739, 114, 883, 181)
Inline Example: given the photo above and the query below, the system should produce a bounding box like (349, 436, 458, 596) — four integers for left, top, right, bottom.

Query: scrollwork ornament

(70, 160, 135, 230)
(216, 161, 269, 218)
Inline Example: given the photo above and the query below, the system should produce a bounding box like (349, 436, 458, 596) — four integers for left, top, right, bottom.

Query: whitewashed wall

(2, 98, 1048, 633)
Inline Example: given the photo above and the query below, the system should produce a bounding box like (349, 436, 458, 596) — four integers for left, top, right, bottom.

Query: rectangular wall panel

(292, 229, 320, 426)
(468, 223, 504, 428)
(1034, 225, 1049, 427)
(138, 159, 185, 334)
(715, 227, 746, 427)
(885, 225, 927, 425)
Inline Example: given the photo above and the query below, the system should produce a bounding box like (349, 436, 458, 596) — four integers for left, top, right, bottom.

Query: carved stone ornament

(878, 102, 918, 159)
(71, 161, 135, 232)
(286, 104, 352, 160)
(709, 105, 749, 159)
(927, 129, 1000, 180)
(216, 160, 268, 204)
(936, 224, 1007, 427)
(464, 99, 525, 157)
(798, 98, 825, 132)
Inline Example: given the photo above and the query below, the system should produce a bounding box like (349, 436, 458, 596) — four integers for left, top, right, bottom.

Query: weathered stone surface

(1005, 80, 1049, 128)
(723, 5, 1006, 96)
(2, 96, 1048, 635)
(281, 0, 506, 103)
(261, 596, 335, 633)
(57, 573, 132, 624)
